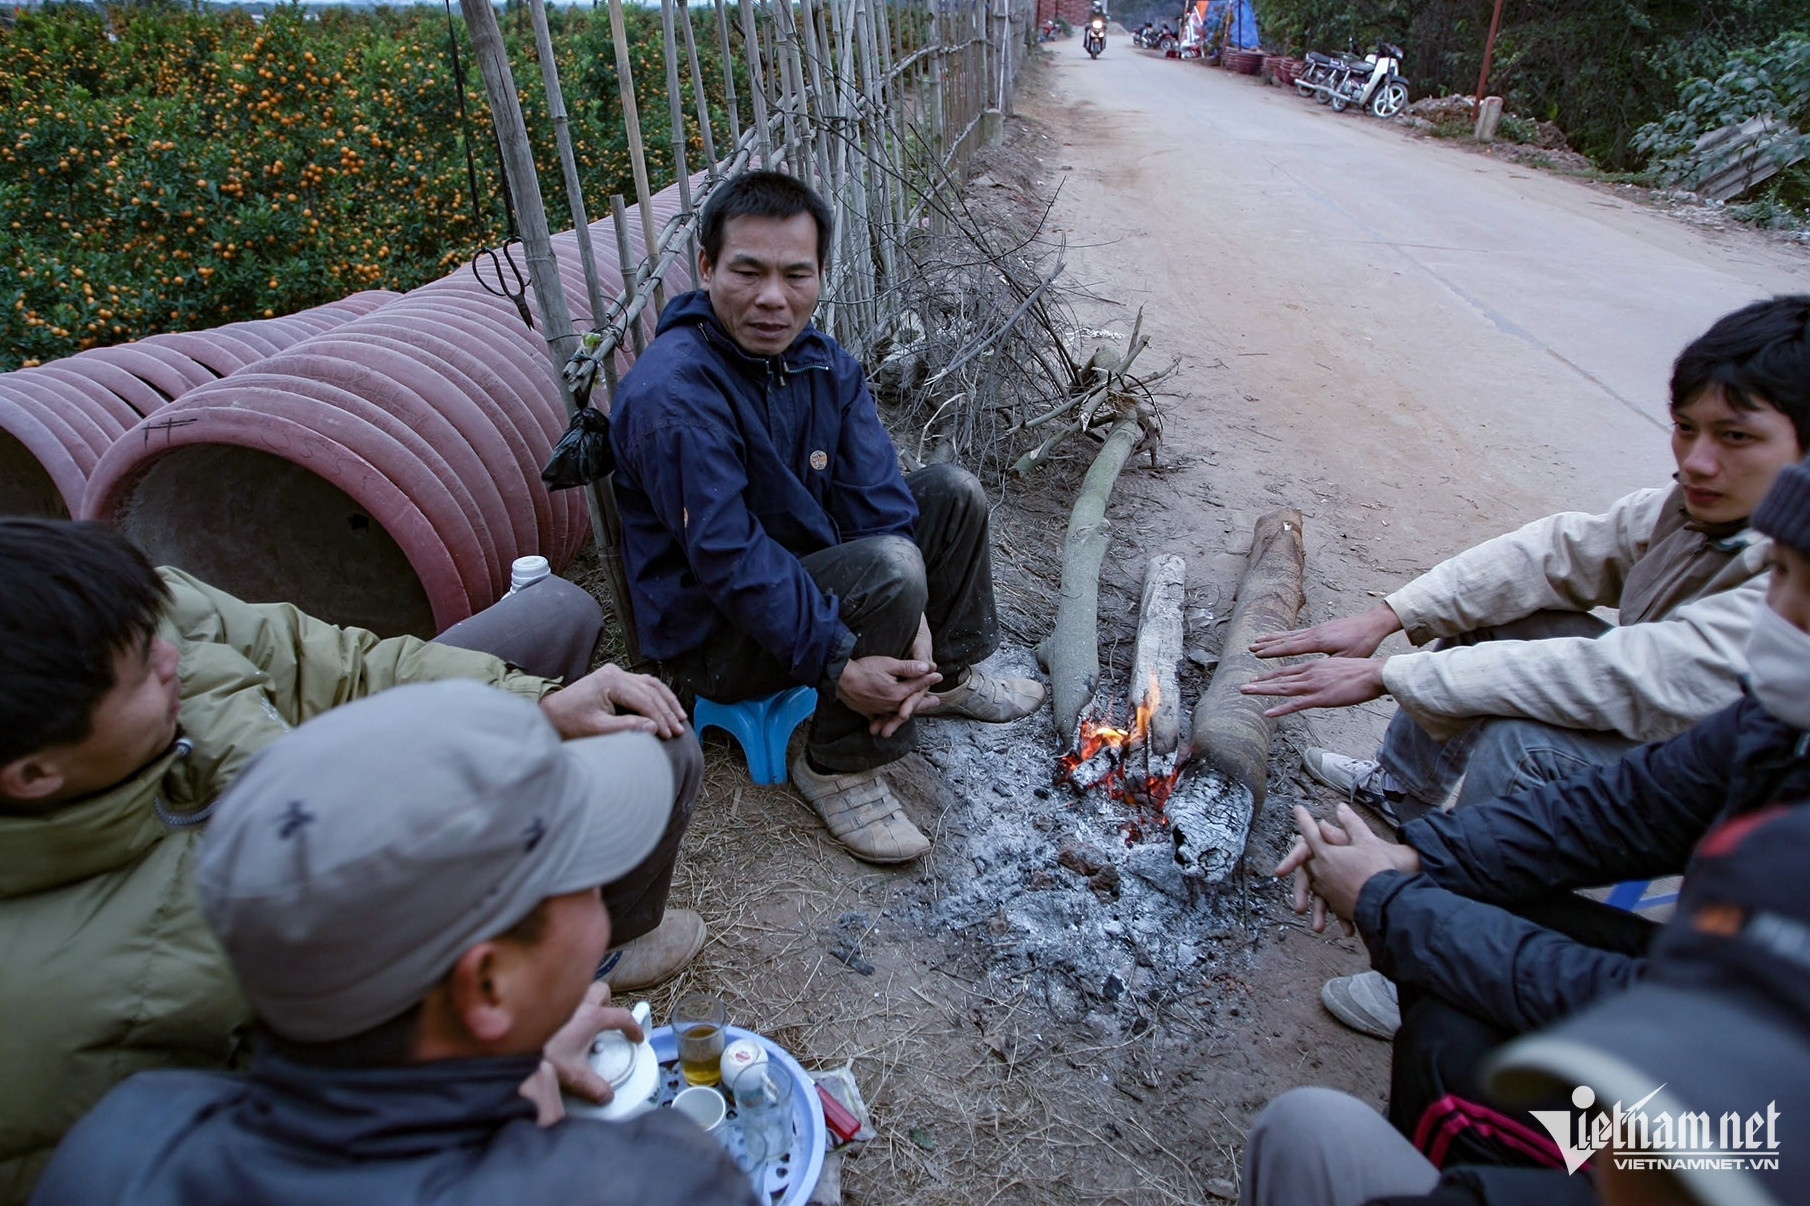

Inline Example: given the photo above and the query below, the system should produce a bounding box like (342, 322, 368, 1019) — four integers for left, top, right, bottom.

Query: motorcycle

(1038, 17, 1061, 41)
(1295, 41, 1408, 119)
(1083, 14, 1106, 58)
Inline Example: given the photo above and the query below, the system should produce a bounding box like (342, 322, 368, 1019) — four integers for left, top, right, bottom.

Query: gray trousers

(435, 575, 696, 947)
(1239, 1087, 1438, 1206)
(1375, 611, 1639, 823)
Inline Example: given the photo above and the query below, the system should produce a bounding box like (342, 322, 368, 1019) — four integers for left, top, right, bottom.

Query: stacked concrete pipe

(82, 184, 692, 638)
(0, 291, 398, 519)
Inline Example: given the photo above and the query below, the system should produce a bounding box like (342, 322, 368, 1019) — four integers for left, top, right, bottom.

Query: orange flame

(1056, 671, 1185, 827)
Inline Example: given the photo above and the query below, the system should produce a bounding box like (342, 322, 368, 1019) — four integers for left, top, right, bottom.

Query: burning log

(1044, 414, 1143, 744)
(1172, 509, 1306, 879)
(1126, 553, 1186, 774)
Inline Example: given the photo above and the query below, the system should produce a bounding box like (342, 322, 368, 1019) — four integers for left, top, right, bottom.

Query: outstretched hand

(1250, 602, 1402, 661)
(541, 664, 688, 739)
(1241, 656, 1388, 717)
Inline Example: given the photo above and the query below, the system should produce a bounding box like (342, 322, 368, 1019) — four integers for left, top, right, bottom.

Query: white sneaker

(1321, 970, 1401, 1039)
(1302, 748, 1407, 826)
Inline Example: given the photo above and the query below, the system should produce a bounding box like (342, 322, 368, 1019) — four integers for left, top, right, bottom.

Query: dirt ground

(575, 45, 1809, 1206)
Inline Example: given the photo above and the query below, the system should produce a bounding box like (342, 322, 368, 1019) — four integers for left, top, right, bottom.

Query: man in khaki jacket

(1242, 294, 1809, 1038)
(0, 519, 697, 1205)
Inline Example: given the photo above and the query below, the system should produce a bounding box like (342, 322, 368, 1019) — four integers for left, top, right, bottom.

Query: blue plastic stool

(692, 686, 818, 785)
(1605, 879, 1679, 911)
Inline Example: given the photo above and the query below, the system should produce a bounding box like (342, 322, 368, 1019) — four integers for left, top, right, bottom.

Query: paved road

(1022, 46, 1807, 540)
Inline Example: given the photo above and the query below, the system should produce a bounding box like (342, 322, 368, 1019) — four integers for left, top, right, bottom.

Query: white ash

(910, 646, 1249, 1019)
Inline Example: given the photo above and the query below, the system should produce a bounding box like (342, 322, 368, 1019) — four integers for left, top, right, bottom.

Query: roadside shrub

(1634, 34, 1810, 218)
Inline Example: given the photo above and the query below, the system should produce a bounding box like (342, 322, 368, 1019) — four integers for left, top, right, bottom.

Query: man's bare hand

(1287, 804, 1421, 934)
(1250, 602, 1402, 661)
(541, 664, 687, 739)
(837, 651, 941, 739)
(1241, 656, 1388, 717)
(519, 1059, 565, 1126)
(541, 980, 645, 1106)
(1277, 811, 1353, 934)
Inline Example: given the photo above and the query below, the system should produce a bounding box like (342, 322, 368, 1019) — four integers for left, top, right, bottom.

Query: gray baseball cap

(197, 679, 673, 1042)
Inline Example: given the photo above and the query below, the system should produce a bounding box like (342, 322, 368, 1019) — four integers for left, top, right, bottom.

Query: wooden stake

(736, 0, 774, 165)
(609, 193, 649, 356)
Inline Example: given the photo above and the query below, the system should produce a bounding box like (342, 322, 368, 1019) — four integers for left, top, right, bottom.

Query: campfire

(1056, 673, 1184, 823)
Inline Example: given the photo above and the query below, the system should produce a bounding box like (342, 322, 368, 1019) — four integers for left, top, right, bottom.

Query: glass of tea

(673, 993, 728, 1086)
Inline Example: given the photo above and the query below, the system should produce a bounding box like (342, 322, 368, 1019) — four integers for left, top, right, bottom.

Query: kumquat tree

(1, 0, 739, 371)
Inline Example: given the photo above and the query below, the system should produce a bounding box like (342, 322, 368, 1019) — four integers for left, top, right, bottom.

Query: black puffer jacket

(1354, 691, 1810, 1034)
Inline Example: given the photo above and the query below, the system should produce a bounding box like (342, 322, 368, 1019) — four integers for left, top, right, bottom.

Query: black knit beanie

(1753, 457, 1810, 554)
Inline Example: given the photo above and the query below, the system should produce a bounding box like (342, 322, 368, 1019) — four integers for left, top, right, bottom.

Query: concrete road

(1022, 46, 1807, 542)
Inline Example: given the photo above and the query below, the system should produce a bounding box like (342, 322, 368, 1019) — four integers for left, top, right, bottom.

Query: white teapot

(562, 1000, 660, 1121)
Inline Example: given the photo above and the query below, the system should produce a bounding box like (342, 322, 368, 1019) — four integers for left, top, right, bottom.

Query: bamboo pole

(525, 0, 609, 323)
(659, 0, 696, 289)
(604, 0, 667, 317)
(456, 0, 640, 666)
(609, 193, 649, 356)
(679, 1, 718, 174)
(737, 0, 774, 165)
(713, 0, 744, 146)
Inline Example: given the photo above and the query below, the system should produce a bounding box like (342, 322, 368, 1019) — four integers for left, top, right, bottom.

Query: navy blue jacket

(29, 1050, 755, 1206)
(1355, 692, 1810, 1034)
(610, 291, 917, 683)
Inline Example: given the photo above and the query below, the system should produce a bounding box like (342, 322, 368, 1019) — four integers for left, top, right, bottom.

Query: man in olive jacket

(0, 519, 696, 1205)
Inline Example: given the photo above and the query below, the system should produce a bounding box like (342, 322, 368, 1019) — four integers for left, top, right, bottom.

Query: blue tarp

(1203, 0, 1260, 49)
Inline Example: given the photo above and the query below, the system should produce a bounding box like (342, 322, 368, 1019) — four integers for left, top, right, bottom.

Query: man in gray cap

(29, 680, 756, 1206)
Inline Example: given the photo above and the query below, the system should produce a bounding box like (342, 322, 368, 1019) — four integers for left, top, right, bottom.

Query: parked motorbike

(1038, 17, 1061, 41)
(1295, 42, 1407, 118)
(1084, 14, 1106, 57)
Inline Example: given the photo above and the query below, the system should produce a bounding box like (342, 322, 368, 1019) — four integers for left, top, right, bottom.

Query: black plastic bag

(541, 405, 615, 489)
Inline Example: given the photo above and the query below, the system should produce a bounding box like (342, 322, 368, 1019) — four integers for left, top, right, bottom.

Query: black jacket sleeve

(1401, 700, 1744, 904)
(1355, 872, 1644, 1033)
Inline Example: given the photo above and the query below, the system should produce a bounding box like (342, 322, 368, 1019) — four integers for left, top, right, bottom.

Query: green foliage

(1633, 34, 1810, 216)
(1253, 0, 1803, 168)
(0, 0, 738, 371)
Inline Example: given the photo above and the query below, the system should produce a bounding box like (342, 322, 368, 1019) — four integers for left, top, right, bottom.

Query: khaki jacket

(1379, 486, 1771, 741)
(0, 570, 551, 1204)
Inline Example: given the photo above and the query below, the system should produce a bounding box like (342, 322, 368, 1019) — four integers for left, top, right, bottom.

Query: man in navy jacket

(611, 171, 1044, 863)
(1278, 456, 1810, 1172)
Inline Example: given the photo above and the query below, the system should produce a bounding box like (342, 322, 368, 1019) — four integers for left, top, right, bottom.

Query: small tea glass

(730, 1058, 795, 1165)
(673, 993, 728, 1086)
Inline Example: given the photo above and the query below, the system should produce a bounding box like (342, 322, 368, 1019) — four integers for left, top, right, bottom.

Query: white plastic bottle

(507, 555, 551, 596)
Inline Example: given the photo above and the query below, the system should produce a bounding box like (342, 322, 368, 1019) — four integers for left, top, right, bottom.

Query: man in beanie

(1236, 804, 1810, 1206)
(1246, 294, 1809, 1039)
(1271, 453, 1810, 1171)
(28, 681, 756, 1206)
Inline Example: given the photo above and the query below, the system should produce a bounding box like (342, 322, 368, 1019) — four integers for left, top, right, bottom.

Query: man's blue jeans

(1375, 610, 1639, 822)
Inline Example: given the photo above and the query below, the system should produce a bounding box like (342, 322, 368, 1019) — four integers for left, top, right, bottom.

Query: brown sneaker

(596, 909, 707, 991)
(927, 666, 1046, 722)
(790, 756, 931, 864)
